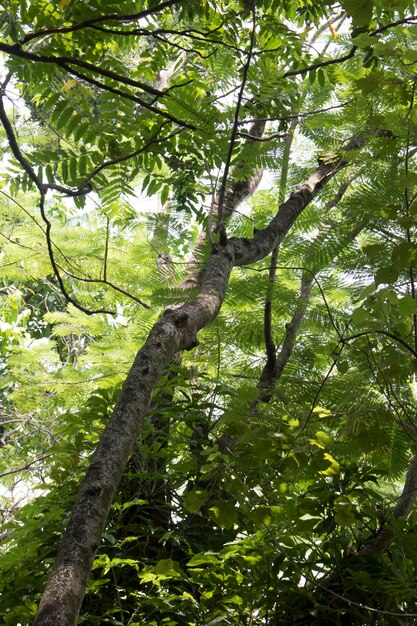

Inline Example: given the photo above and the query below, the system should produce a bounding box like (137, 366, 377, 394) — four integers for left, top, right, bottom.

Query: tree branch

(33, 136, 357, 626)
(281, 14, 417, 82)
(216, 1, 256, 239)
(0, 48, 196, 130)
(0, 43, 165, 98)
(238, 101, 353, 126)
(0, 95, 114, 316)
(179, 118, 266, 290)
(21, 0, 183, 44)
(56, 264, 150, 309)
(342, 329, 417, 361)
(258, 271, 314, 402)
(0, 453, 52, 478)
(0, 91, 41, 190)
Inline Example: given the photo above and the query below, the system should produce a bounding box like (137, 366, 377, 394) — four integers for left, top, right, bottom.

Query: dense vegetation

(2, 0, 417, 624)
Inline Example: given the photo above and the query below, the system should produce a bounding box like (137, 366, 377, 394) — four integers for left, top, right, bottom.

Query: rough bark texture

(34, 157, 342, 626)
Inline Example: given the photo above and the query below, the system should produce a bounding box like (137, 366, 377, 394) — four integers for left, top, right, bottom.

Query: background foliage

(2, 0, 417, 624)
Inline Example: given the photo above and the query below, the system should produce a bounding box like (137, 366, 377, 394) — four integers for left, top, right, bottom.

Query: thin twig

(56, 263, 150, 309)
(0, 43, 165, 97)
(315, 583, 417, 618)
(0, 96, 114, 315)
(342, 329, 417, 361)
(243, 264, 341, 337)
(215, 0, 257, 239)
(38, 195, 115, 315)
(283, 14, 417, 81)
(236, 131, 287, 142)
(0, 453, 52, 478)
(284, 47, 357, 79)
(77, 127, 183, 190)
(21, 0, 183, 43)
(0, 43, 197, 130)
(56, 63, 197, 130)
(238, 101, 353, 125)
(103, 217, 110, 282)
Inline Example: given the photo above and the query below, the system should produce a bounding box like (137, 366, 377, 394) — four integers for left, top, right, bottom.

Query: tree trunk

(34, 154, 349, 626)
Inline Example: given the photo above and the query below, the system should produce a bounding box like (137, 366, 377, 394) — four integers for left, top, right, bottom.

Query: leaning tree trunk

(33, 147, 357, 625)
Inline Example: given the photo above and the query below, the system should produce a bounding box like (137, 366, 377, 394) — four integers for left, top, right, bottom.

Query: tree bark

(34, 155, 348, 625)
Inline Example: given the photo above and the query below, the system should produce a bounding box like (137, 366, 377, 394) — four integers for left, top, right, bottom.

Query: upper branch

(0, 43, 165, 98)
(0, 43, 196, 129)
(0, 91, 41, 192)
(342, 330, 417, 362)
(21, 0, 183, 44)
(0, 94, 113, 316)
(215, 1, 257, 239)
(283, 14, 417, 81)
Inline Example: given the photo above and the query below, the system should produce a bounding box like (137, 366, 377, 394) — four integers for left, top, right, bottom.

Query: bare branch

(0, 453, 52, 478)
(343, 329, 417, 361)
(0, 96, 115, 316)
(21, 0, 183, 44)
(56, 263, 150, 309)
(216, 1, 257, 239)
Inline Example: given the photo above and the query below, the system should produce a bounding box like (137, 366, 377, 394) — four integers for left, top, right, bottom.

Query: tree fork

(34, 157, 347, 625)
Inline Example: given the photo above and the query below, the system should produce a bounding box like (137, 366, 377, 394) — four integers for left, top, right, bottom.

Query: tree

(2, 0, 417, 624)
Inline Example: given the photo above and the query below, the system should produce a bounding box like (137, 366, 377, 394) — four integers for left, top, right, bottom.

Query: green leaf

(61, 159, 69, 183)
(337, 360, 350, 374)
(342, 0, 373, 27)
(398, 295, 417, 316)
(160, 185, 170, 206)
(183, 489, 209, 513)
(208, 501, 238, 530)
(316, 452, 340, 476)
(335, 510, 356, 527)
(74, 122, 91, 143)
(154, 558, 174, 575)
(56, 107, 73, 131)
(66, 114, 83, 137)
(351, 307, 373, 325)
(69, 158, 77, 183)
(187, 554, 220, 567)
(375, 266, 399, 286)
